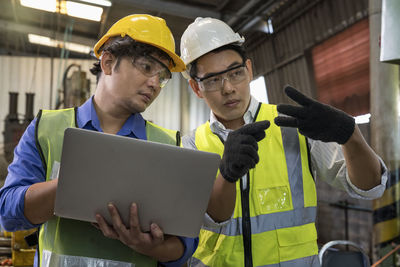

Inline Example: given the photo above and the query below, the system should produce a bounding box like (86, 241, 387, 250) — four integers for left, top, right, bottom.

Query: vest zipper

(214, 131, 253, 266)
(240, 173, 253, 267)
(240, 101, 260, 267)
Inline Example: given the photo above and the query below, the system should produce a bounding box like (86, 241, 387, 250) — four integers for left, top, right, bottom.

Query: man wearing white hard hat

(0, 14, 198, 267)
(180, 17, 387, 267)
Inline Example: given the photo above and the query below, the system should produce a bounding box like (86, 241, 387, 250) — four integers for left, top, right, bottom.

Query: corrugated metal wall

(248, 0, 369, 104)
(0, 56, 208, 144)
(142, 73, 182, 131)
(143, 75, 210, 134)
(188, 85, 210, 133)
(312, 19, 370, 116)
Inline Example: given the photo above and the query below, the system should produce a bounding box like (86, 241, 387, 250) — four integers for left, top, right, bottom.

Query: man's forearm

(206, 173, 236, 222)
(24, 179, 58, 224)
(342, 126, 382, 190)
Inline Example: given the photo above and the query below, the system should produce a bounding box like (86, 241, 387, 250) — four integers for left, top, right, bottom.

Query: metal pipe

(369, 0, 400, 263)
(7, 92, 18, 121)
(227, 0, 262, 27)
(25, 93, 35, 122)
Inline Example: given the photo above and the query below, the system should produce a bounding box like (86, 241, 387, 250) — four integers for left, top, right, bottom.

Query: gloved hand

(220, 120, 270, 183)
(274, 86, 355, 144)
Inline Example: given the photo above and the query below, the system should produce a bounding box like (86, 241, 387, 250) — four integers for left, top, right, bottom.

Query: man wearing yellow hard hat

(0, 14, 197, 267)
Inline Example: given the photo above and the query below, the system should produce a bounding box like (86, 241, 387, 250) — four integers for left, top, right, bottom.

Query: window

(250, 76, 268, 103)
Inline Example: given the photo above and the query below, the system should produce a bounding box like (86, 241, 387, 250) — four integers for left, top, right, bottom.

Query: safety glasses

(132, 55, 172, 88)
(194, 63, 247, 92)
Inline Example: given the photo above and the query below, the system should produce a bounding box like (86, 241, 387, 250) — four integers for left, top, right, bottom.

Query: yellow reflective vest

(190, 103, 319, 267)
(35, 108, 180, 267)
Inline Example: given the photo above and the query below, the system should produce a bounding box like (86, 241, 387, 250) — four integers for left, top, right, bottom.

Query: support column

(369, 0, 400, 265)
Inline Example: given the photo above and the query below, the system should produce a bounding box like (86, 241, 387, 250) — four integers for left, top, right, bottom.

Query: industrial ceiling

(0, 0, 291, 59)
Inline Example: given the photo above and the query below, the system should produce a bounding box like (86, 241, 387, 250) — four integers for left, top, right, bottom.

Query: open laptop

(54, 127, 221, 238)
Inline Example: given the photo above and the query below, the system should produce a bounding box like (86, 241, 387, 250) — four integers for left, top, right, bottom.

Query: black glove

(219, 120, 270, 183)
(274, 86, 355, 144)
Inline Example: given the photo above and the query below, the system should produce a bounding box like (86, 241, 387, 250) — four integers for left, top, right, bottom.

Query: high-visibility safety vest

(190, 103, 319, 267)
(35, 108, 180, 267)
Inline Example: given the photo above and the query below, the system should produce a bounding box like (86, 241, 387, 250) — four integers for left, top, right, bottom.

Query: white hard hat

(180, 17, 245, 79)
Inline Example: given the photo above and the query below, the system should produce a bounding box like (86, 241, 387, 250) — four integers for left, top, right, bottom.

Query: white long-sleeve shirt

(182, 96, 388, 227)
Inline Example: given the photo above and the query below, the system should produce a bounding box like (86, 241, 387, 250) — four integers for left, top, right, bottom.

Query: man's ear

(189, 79, 204, 99)
(100, 52, 115, 75)
(245, 58, 253, 81)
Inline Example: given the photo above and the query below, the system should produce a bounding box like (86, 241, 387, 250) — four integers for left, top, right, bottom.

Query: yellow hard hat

(94, 14, 185, 72)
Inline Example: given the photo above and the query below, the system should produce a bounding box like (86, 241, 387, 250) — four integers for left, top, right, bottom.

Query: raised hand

(274, 86, 355, 144)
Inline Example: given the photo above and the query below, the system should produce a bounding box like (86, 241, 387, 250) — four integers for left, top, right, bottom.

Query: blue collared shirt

(0, 97, 197, 267)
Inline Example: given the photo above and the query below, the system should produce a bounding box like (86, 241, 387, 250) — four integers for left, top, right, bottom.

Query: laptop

(54, 127, 221, 238)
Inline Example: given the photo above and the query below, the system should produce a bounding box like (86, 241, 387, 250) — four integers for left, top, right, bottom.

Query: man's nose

(147, 74, 160, 89)
(221, 77, 234, 94)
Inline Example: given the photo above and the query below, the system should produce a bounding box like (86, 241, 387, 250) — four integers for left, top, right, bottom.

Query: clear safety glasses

(194, 63, 247, 92)
(132, 55, 172, 88)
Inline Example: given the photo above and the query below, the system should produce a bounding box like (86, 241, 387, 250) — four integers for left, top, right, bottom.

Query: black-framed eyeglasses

(194, 63, 247, 92)
(131, 55, 172, 88)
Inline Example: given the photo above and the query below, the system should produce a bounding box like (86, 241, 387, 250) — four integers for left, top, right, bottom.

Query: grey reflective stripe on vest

(182, 131, 197, 150)
(189, 254, 320, 267)
(188, 257, 208, 267)
(202, 206, 316, 236)
(280, 126, 304, 209)
(42, 250, 134, 267)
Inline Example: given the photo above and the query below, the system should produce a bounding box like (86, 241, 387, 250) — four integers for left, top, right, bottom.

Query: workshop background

(0, 0, 399, 266)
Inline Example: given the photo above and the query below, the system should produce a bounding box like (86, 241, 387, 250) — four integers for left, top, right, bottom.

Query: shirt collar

(209, 96, 259, 133)
(76, 97, 93, 129)
(76, 96, 147, 140)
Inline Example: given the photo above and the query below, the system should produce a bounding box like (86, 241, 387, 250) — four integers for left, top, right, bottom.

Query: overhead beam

(112, 0, 221, 20)
(227, 0, 263, 26)
(0, 19, 97, 47)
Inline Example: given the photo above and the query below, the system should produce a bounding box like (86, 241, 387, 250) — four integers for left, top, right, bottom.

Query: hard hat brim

(94, 34, 185, 72)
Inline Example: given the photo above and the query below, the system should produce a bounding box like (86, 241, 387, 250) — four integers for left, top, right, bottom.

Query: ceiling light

(65, 1, 103, 21)
(20, 0, 57, 12)
(79, 0, 112, 7)
(267, 18, 274, 34)
(28, 34, 91, 54)
(20, 0, 103, 22)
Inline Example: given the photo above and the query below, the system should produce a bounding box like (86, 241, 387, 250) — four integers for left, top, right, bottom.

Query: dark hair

(189, 44, 247, 79)
(90, 36, 172, 83)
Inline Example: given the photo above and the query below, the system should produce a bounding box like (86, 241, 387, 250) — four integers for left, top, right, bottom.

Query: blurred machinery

(1, 63, 90, 266)
(0, 230, 36, 267)
(3, 92, 35, 164)
(56, 63, 90, 109)
(2, 93, 37, 266)
(3, 63, 90, 162)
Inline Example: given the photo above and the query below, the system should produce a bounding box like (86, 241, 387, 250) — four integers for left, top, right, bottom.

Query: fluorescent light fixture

(64, 42, 92, 54)
(20, 0, 103, 21)
(80, 0, 112, 7)
(28, 34, 58, 47)
(66, 1, 103, 21)
(20, 0, 57, 12)
(28, 34, 91, 54)
(355, 113, 370, 124)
